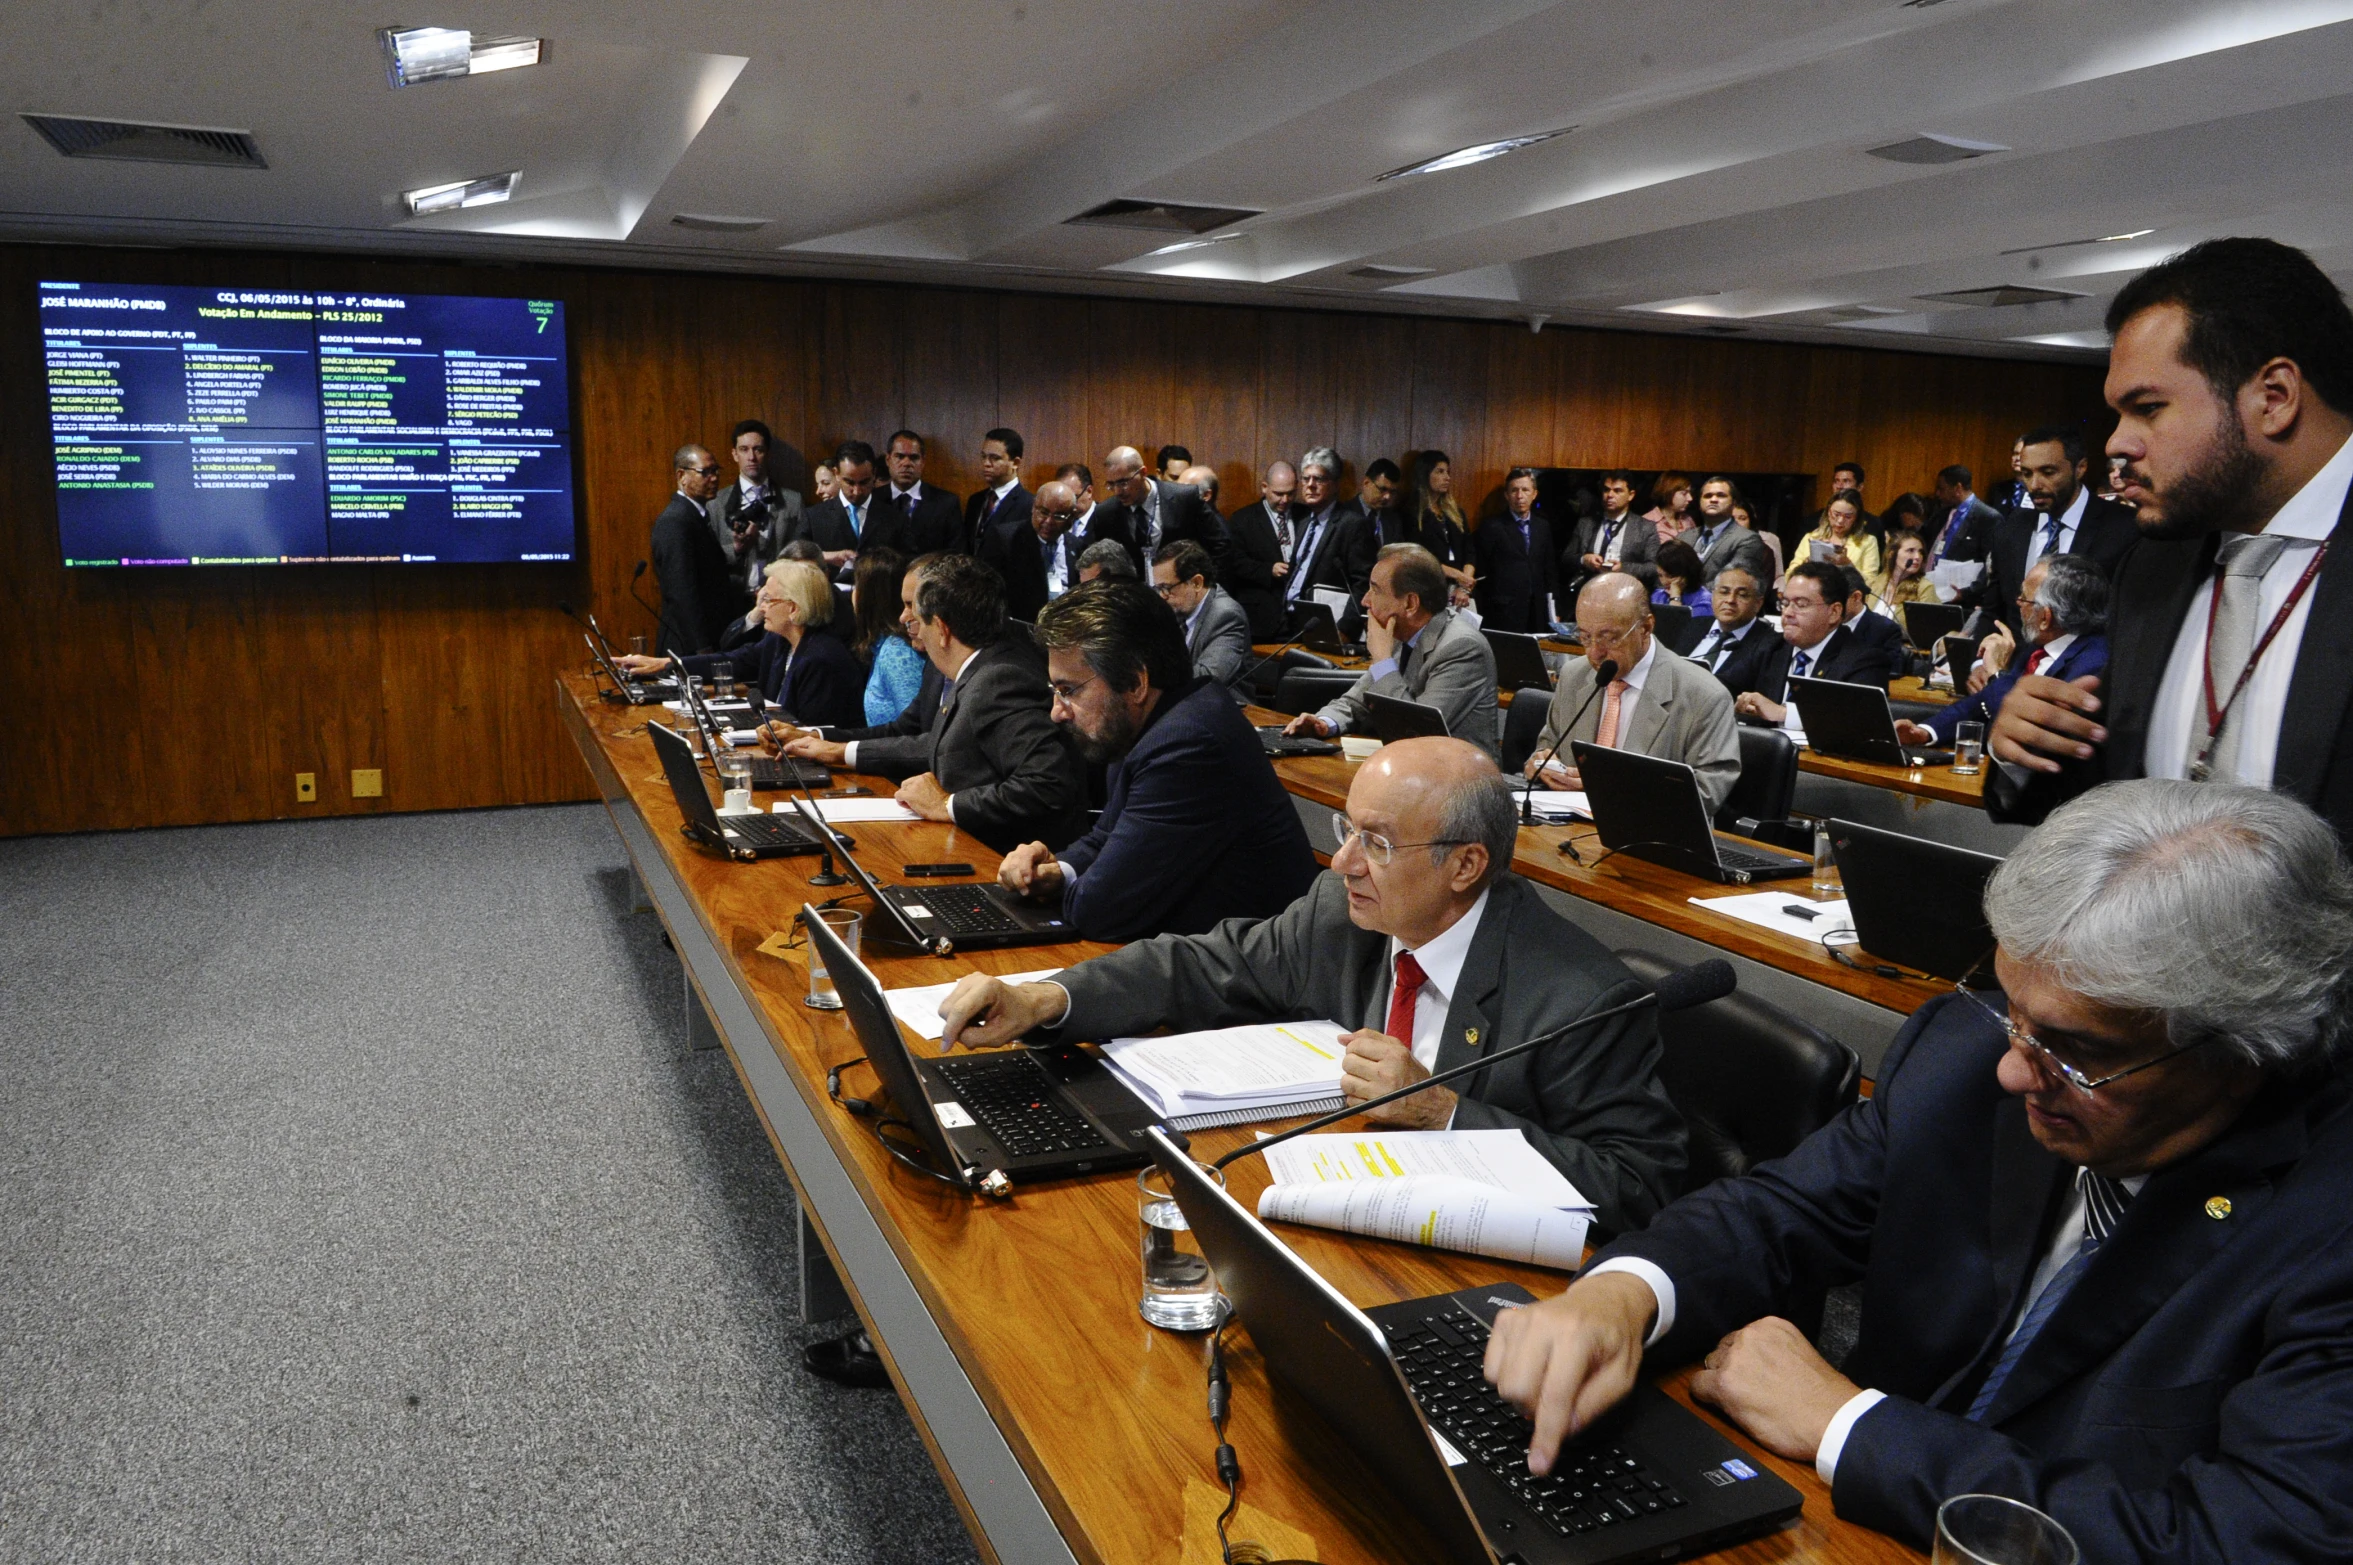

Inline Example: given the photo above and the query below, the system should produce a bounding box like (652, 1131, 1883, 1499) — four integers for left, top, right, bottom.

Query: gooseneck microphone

(630, 559, 662, 623)
(1210, 958, 1734, 1172)
(1521, 657, 1615, 826)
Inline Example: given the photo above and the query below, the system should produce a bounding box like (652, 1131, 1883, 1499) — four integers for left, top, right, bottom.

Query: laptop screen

(802, 902, 967, 1183)
(647, 721, 722, 831)
(787, 799, 940, 953)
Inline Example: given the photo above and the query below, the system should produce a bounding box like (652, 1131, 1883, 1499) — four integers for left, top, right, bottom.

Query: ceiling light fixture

(1865, 132, 2008, 165)
(1146, 232, 1243, 256)
(2000, 228, 2157, 256)
(379, 27, 546, 89)
(1376, 128, 1572, 182)
(403, 171, 518, 216)
(671, 213, 771, 233)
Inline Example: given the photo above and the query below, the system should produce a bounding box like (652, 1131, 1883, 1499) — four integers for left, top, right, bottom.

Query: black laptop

(583, 633, 677, 705)
(678, 671, 832, 791)
(1935, 632, 1980, 693)
(803, 904, 1168, 1184)
(1285, 601, 1363, 657)
(1899, 601, 1967, 650)
(1649, 602, 1694, 649)
(1484, 628, 1555, 691)
(1787, 676, 1952, 767)
(1571, 743, 1812, 884)
(1829, 818, 2001, 981)
(1367, 692, 1451, 743)
(1145, 1129, 1802, 1563)
(799, 798, 1073, 953)
(1255, 725, 1342, 758)
(647, 721, 824, 860)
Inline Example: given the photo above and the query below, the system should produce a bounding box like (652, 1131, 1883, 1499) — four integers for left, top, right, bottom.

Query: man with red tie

(1900, 555, 2109, 749)
(938, 735, 1689, 1236)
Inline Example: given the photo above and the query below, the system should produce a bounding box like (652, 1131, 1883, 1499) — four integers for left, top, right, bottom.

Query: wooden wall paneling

(1256, 309, 1344, 482)
(1483, 322, 1559, 485)
(1405, 319, 1498, 509)
(572, 272, 699, 649)
(811, 283, 908, 456)
(1082, 297, 1177, 475)
(899, 289, 1001, 503)
(992, 292, 1093, 491)
(1161, 303, 1265, 511)
(1329, 313, 1417, 484)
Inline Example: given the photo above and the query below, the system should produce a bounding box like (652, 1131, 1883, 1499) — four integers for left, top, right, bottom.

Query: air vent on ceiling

(1866, 132, 2007, 165)
(671, 213, 771, 233)
(22, 113, 266, 168)
(1066, 198, 1260, 235)
(1917, 285, 2086, 308)
(1349, 264, 1438, 280)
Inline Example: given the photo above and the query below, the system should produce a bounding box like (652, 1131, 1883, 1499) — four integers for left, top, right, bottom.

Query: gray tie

(2198, 533, 2290, 781)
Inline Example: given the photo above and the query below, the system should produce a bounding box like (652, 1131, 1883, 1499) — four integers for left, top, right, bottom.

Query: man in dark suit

(1677, 566, 1781, 700)
(1282, 447, 1375, 634)
(1732, 561, 1891, 729)
(1485, 779, 2353, 1559)
(1151, 540, 1251, 698)
(1475, 467, 1560, 634)
(772, 553, 948, 780)
(941, 737, 1689, 1234)
(649, 444, 737, 656)
(1690, 476, 1779, 589)
(963, 427, 1031, 557)
(1359, 458, 1421, 548)
(991, 579, 1319, 941)
(1982, 425, 2138, 637)
(1225, 460, 1299, 640)
(1838, 566, 1912, 683)
(790, 439, 883, 576)
(1991, 238, 2353, 840)
(1097, 445, 1227, 576)
(889, 555, 1088, 852)
(876, 429, 965, 556)
(1568, 470, 1660, 591)
(1924, 463, 2000, 569)
(1901, 556, 2108, 749)
(706, 420, 806, 608)
(979, 476, 1083, 623)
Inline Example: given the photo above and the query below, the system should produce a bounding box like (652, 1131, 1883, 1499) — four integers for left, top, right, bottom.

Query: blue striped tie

(1967, 1168, 2132, 1421)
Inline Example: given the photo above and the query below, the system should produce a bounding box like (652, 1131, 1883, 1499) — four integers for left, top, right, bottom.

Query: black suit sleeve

(947, 669, 1087, 850)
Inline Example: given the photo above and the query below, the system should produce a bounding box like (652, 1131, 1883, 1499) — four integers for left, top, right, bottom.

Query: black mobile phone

(902, 862, 975, 878)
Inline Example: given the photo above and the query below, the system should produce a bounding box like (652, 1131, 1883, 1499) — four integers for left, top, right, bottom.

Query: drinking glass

(1954, 720, 1986, 776)
(1933, 1495, 2078, 1565)
(627, 634, 648, 658)
(1138, 1164, 1226, 1331)
(716, 753, 753, 814)
(1812, 820, 1838, 894)
(803, 908, 860, 1010)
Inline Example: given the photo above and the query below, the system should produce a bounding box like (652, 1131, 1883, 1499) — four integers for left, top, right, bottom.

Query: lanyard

(2192, 540, 2328, 779)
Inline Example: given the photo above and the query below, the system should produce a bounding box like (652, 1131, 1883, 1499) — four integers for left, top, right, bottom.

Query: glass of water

(628, 634, 648, 658)
(1954, 720, 1987, 776)
(1812, 819, 1838, 894)
(715, 753, 753, 813)
(803, 908, 860, 1011)
(1138, 1163, 1227, 1331)
(1934, 1495, 2078, 1565)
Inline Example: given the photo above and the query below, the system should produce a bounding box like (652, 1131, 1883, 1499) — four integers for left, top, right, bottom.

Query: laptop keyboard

(932, 1052, 1112, 1158)
(742, 756, 831, 790)
(719, 814, 819, 850)
(1386, 1304, 1686, 1539)
(1255, 725, 1341, 757)
(1711, 839, 1808, 877)
(907, 884, 1025, 936)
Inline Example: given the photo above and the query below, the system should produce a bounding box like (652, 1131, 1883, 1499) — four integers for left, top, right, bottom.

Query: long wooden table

(558, 671, 1910, 1565)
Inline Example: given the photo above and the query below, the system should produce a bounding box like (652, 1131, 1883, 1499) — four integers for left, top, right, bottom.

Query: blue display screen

(41, 281, 577, 566)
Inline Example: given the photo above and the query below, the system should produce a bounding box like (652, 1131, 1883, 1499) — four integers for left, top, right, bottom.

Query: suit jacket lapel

(2274, 485, 2353, 799)
(1620, 662, 1673, 753)
(1430, 885, 1511, 1076)
(2107, 536, 2215, 781)
(1928, 1098, 2066, 1411)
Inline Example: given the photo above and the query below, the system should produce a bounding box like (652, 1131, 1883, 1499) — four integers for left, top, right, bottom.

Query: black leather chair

(1248, 647, 1334, 707)
(1612, 948, 1861, 1197)
(1270, 667, 1359, 716)
(1714, 725, 1798, 837)
(1498, 686, 1553, 774)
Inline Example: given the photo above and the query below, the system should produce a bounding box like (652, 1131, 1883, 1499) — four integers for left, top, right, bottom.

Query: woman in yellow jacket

(1794, 489, 1882, 596)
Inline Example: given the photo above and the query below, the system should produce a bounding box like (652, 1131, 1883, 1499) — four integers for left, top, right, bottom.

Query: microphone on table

(1520, 657, 1614, 834)
(1210, 958, 1734, 1173)
(789, 767, 853, 888)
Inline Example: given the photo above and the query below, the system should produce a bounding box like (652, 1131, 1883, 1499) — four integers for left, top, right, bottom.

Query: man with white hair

(1483, 779, 2353, 1559)
(1097, 443, 1227, 574)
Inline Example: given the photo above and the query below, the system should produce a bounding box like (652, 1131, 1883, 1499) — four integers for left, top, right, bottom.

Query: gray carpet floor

(0, 805, 980, 1563)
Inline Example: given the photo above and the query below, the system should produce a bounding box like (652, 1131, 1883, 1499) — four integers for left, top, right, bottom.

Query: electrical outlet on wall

(351, 769, 384, 798)
(295, 772, 317, 803)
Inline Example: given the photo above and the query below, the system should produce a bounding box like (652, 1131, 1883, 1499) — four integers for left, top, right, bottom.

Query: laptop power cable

(1203, 1320, 1320, 1565)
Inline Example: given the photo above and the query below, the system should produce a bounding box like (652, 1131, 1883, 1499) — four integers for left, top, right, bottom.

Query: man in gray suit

(939, 737, 1687, 1235)
(1569, 470, 1660, 591)
(707, 420, 805, 604)
(1690, 475, 1777, 588)
(1284, 544, 1501, 758)
(1151, 540, 1251, 698)
(1527, 574, 1741, 815)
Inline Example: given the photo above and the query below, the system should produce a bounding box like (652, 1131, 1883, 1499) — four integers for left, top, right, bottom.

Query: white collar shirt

(2144, 430, 2353, 786)
(1376, 886, 1493, 1076)
(2022, 486, 2090, 574)
(1688, 615, 1756, 668)
(1781, 626, 1835, 731)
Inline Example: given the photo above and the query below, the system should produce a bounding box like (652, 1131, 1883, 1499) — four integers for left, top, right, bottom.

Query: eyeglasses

(1949, 959, 2212, 1094)
(1047, 674, 1101, 705)
(1329, 812, 1469, 867)
(1150, 580, 1184, 598)
(683, 464, 721, 477)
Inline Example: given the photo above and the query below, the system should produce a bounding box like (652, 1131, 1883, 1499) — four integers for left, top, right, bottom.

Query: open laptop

(678, 671, 832, 792)
(801, 798, 1072, 952)
(1484, 628, 1555, 691)
(1285, 601, 1362, 657)
(1649, 602, 1694, 649)
(803, 905, 1169, 1184)
(1934, 632, 1980, 693)
(1366, 692, 1451, 744)
(1787, 676, 1951, 767)
(647, 721, 823, 860)
(1571, 743, 1812, 885)
(1900, 601, 1967, 650)
(1145, 1129, 1802, 1563)
(1829, 818, 2001, 981)
(583, 633, 677, 705)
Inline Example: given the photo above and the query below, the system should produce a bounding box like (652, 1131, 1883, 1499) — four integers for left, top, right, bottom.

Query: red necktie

(2024, 646, 2047, 677)
(1386, 951, 1427, 1042)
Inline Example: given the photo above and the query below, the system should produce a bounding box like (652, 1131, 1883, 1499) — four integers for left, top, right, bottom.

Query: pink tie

(1594, 679, 1630, 748)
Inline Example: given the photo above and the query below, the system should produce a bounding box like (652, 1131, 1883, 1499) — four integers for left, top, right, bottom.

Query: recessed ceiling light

(2000, 228, 2157, 256)
(1376, 128, 1572, 182)
(1146, 232, 1242, 256)
(379, 26, 546, 89)
(404, 171, 517, 216)
(1349, 264, 1440, 280)
(2098, 229, 2155, 243)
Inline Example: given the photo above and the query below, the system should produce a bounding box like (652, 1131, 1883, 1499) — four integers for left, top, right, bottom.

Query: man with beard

(1981, 426, 2137, 639)
(1990, 237, 2353, 839)
(995, 579, 1319, 942)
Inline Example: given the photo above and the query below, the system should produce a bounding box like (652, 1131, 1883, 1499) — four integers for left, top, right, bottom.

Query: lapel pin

(1464, 1027, 1481, 1048)
(2204, 1196, 2232, 1221)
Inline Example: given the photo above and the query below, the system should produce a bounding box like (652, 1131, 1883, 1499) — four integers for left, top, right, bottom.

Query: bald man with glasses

(939, 736, 1687, 1235)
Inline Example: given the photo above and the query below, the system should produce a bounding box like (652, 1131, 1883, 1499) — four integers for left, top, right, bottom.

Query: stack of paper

(1100, 1021, 1351, 1131)
(1506, 784, 1589, 822)
(1692, 889, 1851, 943)
(778, 796, 923, 823)
(883, 970, 1062, 1041)
(1256, 1129, 1595, 1269)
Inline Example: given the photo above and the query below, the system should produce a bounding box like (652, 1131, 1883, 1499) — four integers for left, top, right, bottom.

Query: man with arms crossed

(941, 737, 1687, 1235)
(995, 580, 1319, 942)
(1485, 780, 2353, 1558)
(1285, 544, 1501, 758)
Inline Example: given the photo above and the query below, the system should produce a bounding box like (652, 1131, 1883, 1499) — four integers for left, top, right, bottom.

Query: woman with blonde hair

(617, 557, 866, 727)
(1869, 531, 1941, 638)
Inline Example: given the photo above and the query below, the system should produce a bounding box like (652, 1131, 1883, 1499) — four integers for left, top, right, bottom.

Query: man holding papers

(940, 736, 1688, 1235)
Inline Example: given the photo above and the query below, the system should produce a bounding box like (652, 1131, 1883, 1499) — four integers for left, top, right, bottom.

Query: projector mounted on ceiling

(21, 113, 265, 168)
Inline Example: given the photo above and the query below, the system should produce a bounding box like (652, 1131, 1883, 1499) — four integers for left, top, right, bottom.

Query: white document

(1312, 586, 1352, 620)
(1100, 1020, 1349, 1119)
(1692, 889, 1851, 943)
(780, 796, 922, 823)
(1254, 1130, 1596, 1269)
(884, 968, 1062, 1042)
(1931, 559, 1986, 593)
(1506, 784, 1590, 822)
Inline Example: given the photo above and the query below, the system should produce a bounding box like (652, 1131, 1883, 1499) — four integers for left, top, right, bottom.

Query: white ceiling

(9, 0, 2353, 361)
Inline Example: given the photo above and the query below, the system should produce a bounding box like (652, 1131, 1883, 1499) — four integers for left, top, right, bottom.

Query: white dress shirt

(2021, 486, 2089, 577)
(1373, 887, 1492, 1137)
(1687, 617, 1757, 671)
(1137, 482, 1163, 549)
(1596, 512, 1631, 565)
(2143, 430, 2353, 787)
(1778, 628, 1835, 731)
